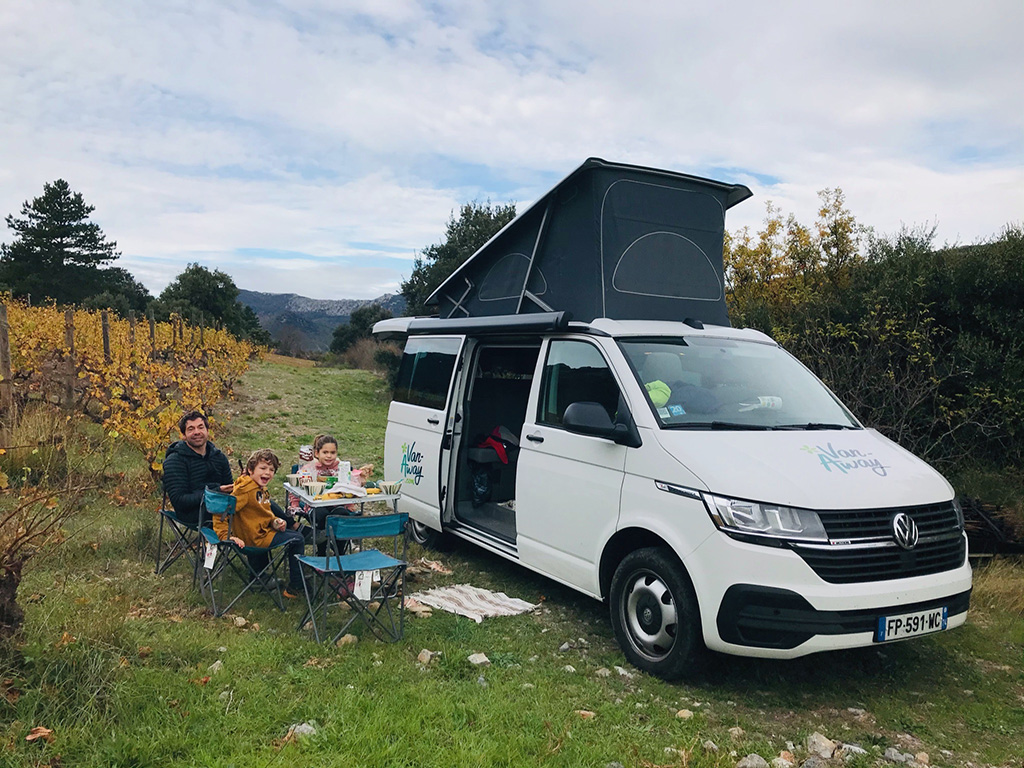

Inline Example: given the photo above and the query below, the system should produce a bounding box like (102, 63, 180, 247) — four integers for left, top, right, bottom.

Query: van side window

(394, 337, 462, 410)
(539, 340, 621, 426)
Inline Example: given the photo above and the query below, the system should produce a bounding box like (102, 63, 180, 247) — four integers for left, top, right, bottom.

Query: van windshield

(618, 337, 860, 430)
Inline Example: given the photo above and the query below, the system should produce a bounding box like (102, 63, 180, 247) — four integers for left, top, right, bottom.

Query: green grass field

(3, 359, 1022, 767)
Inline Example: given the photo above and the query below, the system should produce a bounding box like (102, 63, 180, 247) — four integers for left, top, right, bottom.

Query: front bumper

(716, 584, 972, 650)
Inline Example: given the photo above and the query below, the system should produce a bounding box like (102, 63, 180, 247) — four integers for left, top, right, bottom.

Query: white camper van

(374, 160, 971, 679)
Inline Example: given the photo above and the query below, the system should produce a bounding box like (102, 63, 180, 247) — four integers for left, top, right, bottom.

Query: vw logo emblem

(892, 512, 919, 550)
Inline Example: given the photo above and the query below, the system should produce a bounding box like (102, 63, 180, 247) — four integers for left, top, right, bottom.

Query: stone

(737, 755, 769, 768)
(563, 664, 577, 673)
(614, 665, 634, 679)
(217, 646, 227, 653)
(417, 649, 441, 665)
(607, 763, 625, 768)
(522, 683, 535, 689)
(729, 726, 745, 740)
(233, 616, 247, 627)
(559, 642, 571, 651)
(800, 757, 828, 768)
(676, 709, 694, 719)
(576, 710, 596, 719)
(290, 721, 317, 740)
(847, 707, 867, 717)
(595, 667, 612, 678)
(837, 744, 868, 761)
(779, 751, 796, 763)
(884, 747, 909, 764)
(914, 753, 929, 765)
(467, 653, 490, 666)
(772, 759, 794, 768)
(807, 732, 836, 758)
(336, 634, 358, 646)
(477, 675, 488, 687)
(703, 740, 719, 753)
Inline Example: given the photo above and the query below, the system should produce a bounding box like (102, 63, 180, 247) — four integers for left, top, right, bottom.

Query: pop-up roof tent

(426, 157, 752, 327)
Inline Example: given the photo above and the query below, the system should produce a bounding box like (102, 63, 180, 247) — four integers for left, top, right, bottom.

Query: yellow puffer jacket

(211, 475, 278, 548)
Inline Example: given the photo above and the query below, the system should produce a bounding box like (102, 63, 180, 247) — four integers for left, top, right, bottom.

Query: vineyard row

(0, 300, 263, 480)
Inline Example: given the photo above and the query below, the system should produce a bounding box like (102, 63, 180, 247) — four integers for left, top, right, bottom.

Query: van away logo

(400, 442, 424, 485)
(801, 442, 889, 477)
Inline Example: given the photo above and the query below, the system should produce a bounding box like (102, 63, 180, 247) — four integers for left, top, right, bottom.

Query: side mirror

(563, 402, 642, 448)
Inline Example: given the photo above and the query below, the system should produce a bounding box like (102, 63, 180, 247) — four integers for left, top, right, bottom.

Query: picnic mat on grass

(410, 584, 538, 623)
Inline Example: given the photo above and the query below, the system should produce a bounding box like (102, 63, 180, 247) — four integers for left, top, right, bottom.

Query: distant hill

(238, 289, 407, 354)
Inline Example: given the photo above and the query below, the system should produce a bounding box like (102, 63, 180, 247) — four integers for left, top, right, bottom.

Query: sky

(1, 1, 1022, 301)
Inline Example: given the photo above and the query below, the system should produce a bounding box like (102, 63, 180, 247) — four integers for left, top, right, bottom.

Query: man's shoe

(256, 573, 284, 591)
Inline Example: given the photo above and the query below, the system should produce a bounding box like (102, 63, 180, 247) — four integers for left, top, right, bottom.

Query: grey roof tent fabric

(427, 157, 752, 327)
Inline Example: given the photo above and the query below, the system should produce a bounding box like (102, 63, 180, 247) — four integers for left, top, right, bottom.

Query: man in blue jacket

(161, 410, 233, 525)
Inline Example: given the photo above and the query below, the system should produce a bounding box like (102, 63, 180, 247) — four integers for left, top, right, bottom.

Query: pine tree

(0, 179, 119, 304)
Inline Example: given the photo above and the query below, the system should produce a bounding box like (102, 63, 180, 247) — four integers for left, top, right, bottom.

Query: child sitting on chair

(289, 434, 374, 555)
(289, 434, 346, 556)
(216, 448, 305, 599)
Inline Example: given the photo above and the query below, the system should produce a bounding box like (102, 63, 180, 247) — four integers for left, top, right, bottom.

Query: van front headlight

(703, 493, 828, 543)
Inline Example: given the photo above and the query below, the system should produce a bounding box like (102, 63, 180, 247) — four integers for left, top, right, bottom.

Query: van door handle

(526, 433, 544, 443)
(427, 416, 440, 425)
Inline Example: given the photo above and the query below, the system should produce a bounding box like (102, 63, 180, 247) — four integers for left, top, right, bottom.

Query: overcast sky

(2, 1, 1021, 301)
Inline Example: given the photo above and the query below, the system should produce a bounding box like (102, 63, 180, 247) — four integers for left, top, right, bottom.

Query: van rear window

(394, 337, 462, 410)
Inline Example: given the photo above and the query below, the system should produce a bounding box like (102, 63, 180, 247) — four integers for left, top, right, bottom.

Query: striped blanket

(410, 584, 538, 623)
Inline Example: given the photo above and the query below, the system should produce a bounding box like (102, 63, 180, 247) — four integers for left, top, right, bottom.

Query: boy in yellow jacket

(213, 448, 304, 598)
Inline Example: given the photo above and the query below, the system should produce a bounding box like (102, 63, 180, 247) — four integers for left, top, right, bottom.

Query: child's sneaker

(282, 586, 302, 600)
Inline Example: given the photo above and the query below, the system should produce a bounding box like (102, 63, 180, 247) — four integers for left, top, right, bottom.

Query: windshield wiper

(666, 421, 773, 431)
(774, 423, 858, 431)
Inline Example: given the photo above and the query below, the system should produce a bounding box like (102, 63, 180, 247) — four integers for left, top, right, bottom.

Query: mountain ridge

(238, 289, 406, 353)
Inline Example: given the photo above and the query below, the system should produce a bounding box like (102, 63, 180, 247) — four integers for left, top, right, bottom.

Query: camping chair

(154, 492, 200, 578)
(297, 512, 409, 643)
(197, 485, 289, 617)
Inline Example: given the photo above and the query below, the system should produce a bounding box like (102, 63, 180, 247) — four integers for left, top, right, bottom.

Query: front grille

(792, 502, 966, 584)
(817, 501, 959, 540)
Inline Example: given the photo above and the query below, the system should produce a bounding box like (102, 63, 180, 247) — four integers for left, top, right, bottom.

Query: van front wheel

(609, 547, 702, 680)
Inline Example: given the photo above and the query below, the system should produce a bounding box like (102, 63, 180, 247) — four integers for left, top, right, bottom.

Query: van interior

(453, 344, 540, 543)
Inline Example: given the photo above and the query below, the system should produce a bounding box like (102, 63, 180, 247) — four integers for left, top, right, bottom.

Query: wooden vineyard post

(101, 310, 112, 364)
(0, 303, 13, 443)
(149, 311, 156, 360)
(64, 309, 75, 408)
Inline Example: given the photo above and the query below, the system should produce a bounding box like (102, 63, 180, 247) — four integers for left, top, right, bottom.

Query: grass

(3, 359, 1023, 767)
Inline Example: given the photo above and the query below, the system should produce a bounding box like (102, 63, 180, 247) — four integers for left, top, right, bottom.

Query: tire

(609, 547, 703, 680)
(409, 519, 445, 549)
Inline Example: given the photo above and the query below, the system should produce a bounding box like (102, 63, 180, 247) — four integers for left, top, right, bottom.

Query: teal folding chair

(297, 512, 409, 643)
(197, 485, 289, 617)
(154, 492, 200, 578)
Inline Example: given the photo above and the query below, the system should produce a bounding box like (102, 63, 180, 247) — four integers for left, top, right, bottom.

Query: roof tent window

(478, 253, 549, 302)
(603, 180, 724, 302)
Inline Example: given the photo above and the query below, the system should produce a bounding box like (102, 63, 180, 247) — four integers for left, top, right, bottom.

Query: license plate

(875, 606, 947, 642)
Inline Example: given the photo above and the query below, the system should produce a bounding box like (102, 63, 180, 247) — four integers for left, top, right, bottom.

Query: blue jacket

(161, 439, 233, 524)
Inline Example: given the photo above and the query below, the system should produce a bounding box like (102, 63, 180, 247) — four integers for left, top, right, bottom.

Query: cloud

(1, 0, 1021, 301)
